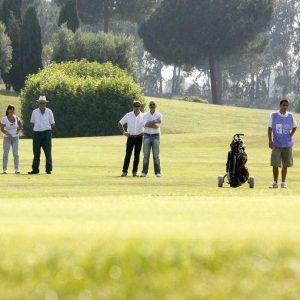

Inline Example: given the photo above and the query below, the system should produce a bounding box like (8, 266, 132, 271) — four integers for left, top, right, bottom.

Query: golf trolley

(218, 134, 254, 188)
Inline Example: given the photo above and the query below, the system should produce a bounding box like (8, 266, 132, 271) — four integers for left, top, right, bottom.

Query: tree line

(1, 0, 300, 110)
(0, 0, 158, 91)
(0, 0, 42, 91)
(140, 0, 300, 110)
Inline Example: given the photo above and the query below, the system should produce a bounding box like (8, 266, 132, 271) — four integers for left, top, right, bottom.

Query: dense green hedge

(21, 60, 144, 138)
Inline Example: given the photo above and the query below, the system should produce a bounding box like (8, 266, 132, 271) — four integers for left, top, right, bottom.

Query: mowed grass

(1, 94, 300, 299)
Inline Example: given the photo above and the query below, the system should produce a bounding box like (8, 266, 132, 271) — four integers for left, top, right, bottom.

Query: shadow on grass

(0, 173, 52, 176)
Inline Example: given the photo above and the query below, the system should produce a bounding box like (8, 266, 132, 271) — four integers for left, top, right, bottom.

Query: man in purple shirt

(268, 98, 297, 188)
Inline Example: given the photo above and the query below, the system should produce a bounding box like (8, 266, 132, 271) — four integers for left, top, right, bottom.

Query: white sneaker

(15, 170, 20, 174)
(140, 173, 147, 177)
(270, 181, 278, 189)
(281, 182, 287, 189)
(3, 170, 7, 174)
(155, 173, 161, 177)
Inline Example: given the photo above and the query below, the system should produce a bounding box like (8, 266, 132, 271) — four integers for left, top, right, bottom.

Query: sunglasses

(149, 104, 156, 107)
(133, 105, 141, 108)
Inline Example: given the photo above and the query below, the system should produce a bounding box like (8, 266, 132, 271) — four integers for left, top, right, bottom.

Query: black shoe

(46, 171, 52, 174)
(28, 171, 39, 174)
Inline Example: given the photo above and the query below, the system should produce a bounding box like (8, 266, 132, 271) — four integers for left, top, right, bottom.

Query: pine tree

(77, 0, 158, 33)
(2, 13, 22, 91)
(21, 5, 42, 88)
(1, 0, 21, 24)
(1, 0, 22, 91)
(0, 22, 12, 75)
(139, 0, 275, 104)
(58, 0, 79, 32)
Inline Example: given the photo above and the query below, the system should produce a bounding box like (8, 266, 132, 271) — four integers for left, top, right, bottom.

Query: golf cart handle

(233, 133, 244, 139)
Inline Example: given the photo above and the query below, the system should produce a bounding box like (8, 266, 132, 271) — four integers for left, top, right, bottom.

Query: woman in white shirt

(0, 104, 22, 174)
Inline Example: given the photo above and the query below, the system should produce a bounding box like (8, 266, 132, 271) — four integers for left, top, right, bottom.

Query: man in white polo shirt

(141, 100, 162, 177)
(28, 95, 55, 175)
(118, 100, 144, 177)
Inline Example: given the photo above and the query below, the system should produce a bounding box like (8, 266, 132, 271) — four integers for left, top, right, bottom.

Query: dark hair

(6, 104, 15, 116)
(280, 98, 289, 106)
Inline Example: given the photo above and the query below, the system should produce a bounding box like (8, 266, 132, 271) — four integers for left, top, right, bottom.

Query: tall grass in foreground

(1, 239, 300, 300)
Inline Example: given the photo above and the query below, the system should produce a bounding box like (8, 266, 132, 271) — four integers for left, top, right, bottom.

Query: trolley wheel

(218, 176, 224, 187)
(249, 176, 254, 188)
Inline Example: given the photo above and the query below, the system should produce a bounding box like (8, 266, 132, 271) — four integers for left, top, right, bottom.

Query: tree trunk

(159, 67, 163, 96)
(282, 68, 289, 97)
(206, 72, 211, 94)
(216, 64, 222, 99)
(176, 66, 181, 95)
(208, 55, 222, 104)
(171, 65, 177, 96)
(103, 0, 109, 33)
(267, 68, 271, 100)
(249, 72, 255, 102)
(255, 75, 260, 100)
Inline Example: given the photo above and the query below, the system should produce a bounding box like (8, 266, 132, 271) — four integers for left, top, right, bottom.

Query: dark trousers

(122, 136, 143, 173)
(32, 130, 52, 173)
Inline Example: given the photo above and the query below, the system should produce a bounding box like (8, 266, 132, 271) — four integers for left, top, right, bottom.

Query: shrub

(51, 26, 136, 74)
(21, 60, 144, 138)
(181, 96, 208, 104)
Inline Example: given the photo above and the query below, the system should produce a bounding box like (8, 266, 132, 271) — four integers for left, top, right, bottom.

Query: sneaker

(140, 173, 147, 177)
(269, 181, 278, 189)
(155, 173, 161, 177)
(281, 182, 287, 189)
(3, 171, 7, 174)
(15, 171, 20, 174)
(132, 172, 137, 177)
(46, 171, 52, 174)
(121, 172, 127, 177)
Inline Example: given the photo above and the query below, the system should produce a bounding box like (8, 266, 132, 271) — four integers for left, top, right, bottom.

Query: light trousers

(3, 136, 19, 172)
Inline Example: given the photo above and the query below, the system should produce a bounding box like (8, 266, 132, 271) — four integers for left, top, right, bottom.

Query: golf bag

(225, 134, 249, 188)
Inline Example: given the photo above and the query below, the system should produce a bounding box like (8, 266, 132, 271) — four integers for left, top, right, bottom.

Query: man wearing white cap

(28, 96, 55, 174)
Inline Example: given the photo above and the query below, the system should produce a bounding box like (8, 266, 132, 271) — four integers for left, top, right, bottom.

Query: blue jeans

(3, 136, 19, 172)
(142, 134, 160, 174)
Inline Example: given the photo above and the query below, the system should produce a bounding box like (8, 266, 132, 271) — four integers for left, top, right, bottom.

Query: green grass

(1, 95, 300, 299)
(0, 91, 20, 112)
